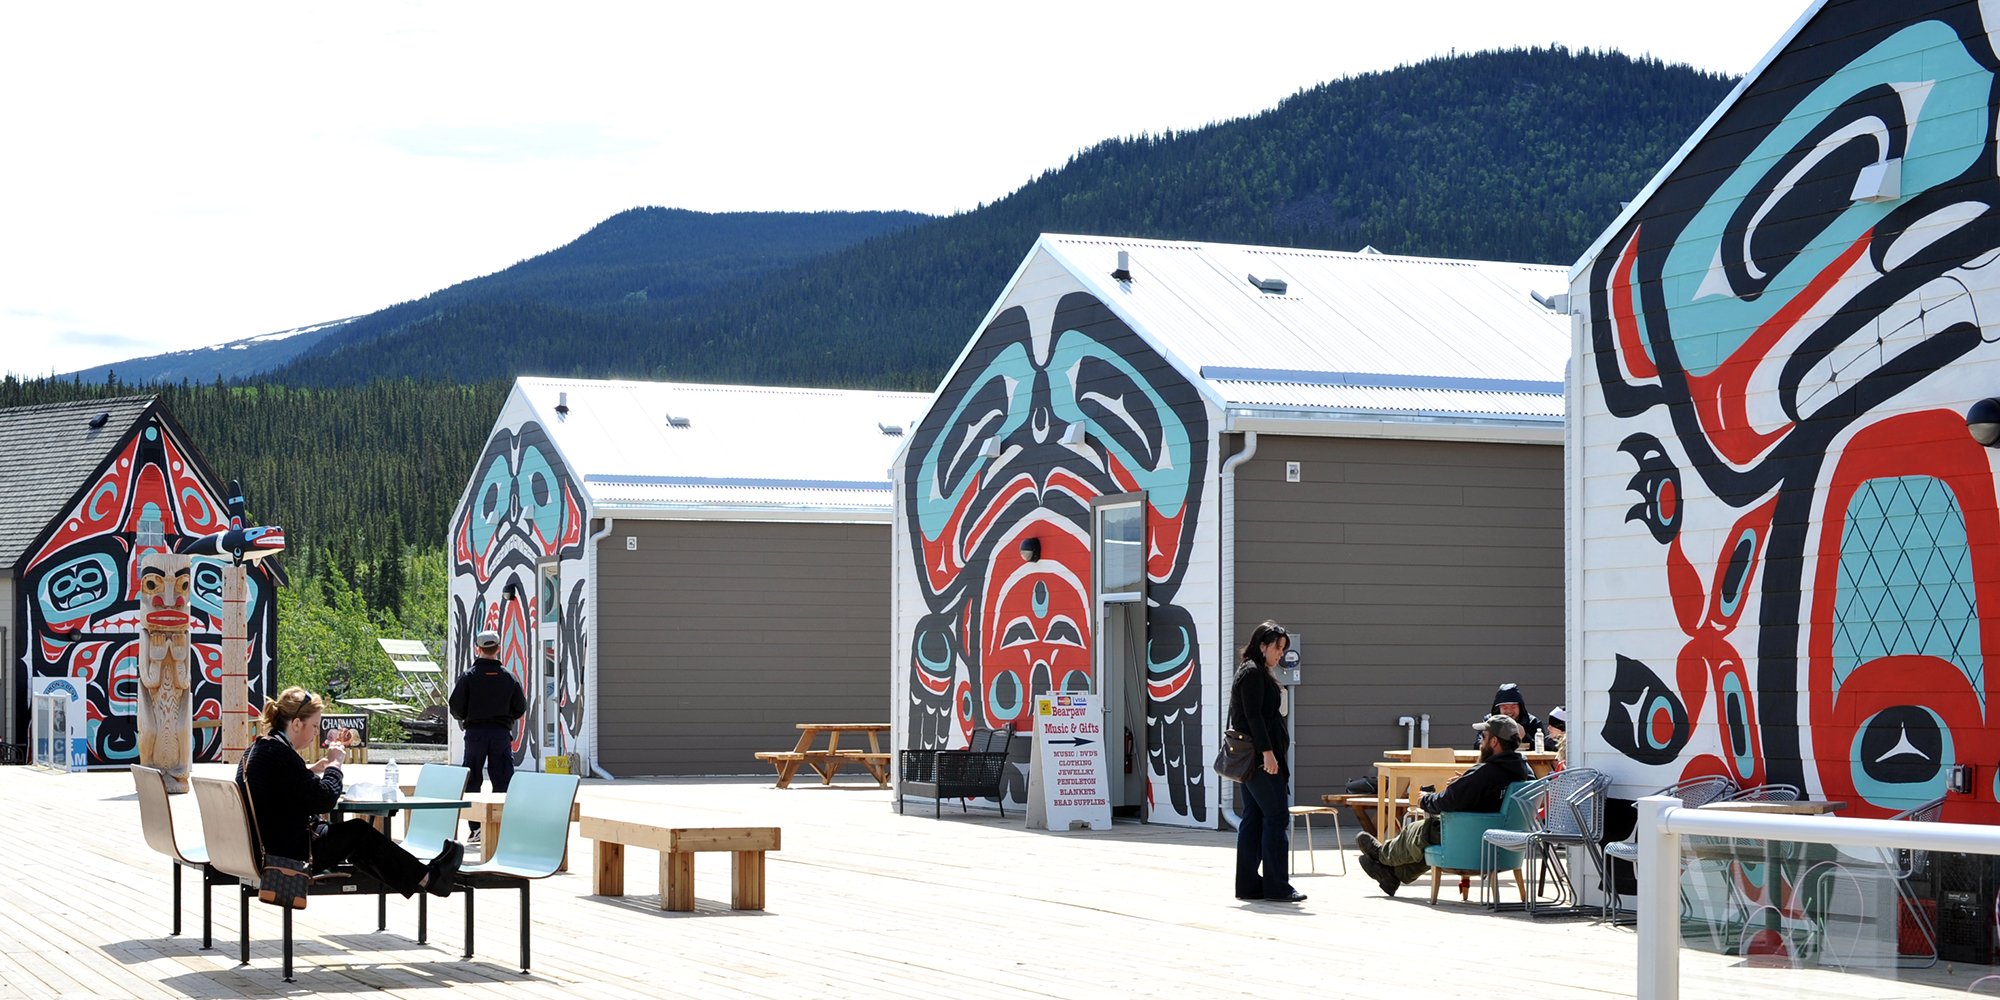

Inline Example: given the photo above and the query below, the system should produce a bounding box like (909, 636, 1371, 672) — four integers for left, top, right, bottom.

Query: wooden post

(219, 563, 252, 764)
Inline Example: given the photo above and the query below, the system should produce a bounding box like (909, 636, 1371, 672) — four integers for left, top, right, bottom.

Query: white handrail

(1635, 795, 2000, 1000)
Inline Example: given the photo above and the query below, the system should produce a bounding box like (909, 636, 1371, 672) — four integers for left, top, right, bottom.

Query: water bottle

(1533, 730, 1545, 753)
(384, 758, 400, 799)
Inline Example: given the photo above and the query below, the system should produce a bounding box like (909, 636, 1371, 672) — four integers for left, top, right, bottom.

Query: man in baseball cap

(450, 625, 526, 845)
(1355, 713, 1535, 896)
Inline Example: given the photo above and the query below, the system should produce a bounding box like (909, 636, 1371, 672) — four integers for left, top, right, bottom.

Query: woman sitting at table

(236, 686, 463, 897)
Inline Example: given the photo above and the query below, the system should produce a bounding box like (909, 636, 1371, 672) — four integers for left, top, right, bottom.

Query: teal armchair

(1425, 793, 1535, 906)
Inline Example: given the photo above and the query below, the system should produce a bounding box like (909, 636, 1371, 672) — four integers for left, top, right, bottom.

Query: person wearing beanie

(1546, 706, 1568, 754)
(1355, 714, 1534, 896)
(1490, 683, 1546, 750)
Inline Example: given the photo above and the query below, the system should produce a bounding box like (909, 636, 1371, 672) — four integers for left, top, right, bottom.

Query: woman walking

(1231, 620, 1304, 903)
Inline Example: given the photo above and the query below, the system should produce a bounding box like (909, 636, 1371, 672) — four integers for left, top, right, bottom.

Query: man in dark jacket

(1491, 682, 1546, 750)
(450, 629, 528, 843)
(1354, 714, 1535, 895)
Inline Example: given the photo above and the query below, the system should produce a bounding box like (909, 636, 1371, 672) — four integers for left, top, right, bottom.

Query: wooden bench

(580, 815, 780, 911)
(1323, 793, 1382, 833)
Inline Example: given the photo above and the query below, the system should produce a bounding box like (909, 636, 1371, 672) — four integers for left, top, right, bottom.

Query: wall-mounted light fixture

(1060, 423, 1085, 446)
(1020, 537, 1041, 563)
(1968, 398, 2000, 447)
(978, 438, 1001, 458)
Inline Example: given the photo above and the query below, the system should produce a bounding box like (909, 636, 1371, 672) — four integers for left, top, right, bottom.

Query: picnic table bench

(755, 723, 891, 788)
(580, 814, 780, 911)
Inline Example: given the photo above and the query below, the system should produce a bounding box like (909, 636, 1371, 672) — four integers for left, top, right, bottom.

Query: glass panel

(540, 565, 560, 624)
(541, 639, 559, 748)
(1099, 504, 1144, 595)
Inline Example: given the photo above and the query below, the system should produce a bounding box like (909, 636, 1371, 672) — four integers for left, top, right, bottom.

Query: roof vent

(1247, 273, 1288, 294)
(88, 412, 110, 429)
(555, 392, 570, 416)
(666, 414, 691, 429)
(1111, 250, 1133, 282)
(1359, 245, 1383, 255)
(878, 422, 904, 436)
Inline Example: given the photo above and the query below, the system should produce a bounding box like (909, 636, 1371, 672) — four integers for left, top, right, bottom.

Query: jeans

(461, 727, 515, 833)
(1235, 768, 1293, 898)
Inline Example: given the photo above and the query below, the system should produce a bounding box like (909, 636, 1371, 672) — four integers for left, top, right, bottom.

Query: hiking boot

(425, 840, 464, 897)
(1358, 854, 1400, 896)
(1356, 832, 1382, 862)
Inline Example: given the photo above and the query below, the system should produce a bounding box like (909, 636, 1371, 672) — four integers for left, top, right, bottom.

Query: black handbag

(1213, 728, 1257, 783)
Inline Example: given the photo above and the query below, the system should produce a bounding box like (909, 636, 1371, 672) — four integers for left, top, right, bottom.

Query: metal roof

(1035, 235, 1571, 432)
(0, 396, 157, 570)
(511, 378, 929, 519)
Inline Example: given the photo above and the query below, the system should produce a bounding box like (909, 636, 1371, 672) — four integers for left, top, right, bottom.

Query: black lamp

(1020, 538, 1041, 563)
(1969, 398, 2000, 447)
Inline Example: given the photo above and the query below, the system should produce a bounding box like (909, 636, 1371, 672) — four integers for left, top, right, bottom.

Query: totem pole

(178, 480, 286, 766)
(134, 517, 194, 791)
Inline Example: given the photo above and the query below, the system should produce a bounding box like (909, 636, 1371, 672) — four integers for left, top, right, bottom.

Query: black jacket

(237, 732, 342, 863)
(451, 657, 527, 730)
(1229, 661, 1289, 774)
(1491, 683, 1545, 748)
(1420, 749, 1533, 815)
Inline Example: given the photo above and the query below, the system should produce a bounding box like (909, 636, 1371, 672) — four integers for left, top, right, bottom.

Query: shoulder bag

(1214, 728, 1257, 783)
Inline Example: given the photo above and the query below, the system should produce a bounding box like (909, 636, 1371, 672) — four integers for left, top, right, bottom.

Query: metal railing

(1636, 795, 2000, 999)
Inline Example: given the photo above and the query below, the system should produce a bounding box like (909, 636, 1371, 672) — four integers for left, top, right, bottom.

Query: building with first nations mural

(0, 397, 279, 767)
(1568, 0, 2000, 824)
(447, 378, 926, 777)
(891, 234, 1572, 828)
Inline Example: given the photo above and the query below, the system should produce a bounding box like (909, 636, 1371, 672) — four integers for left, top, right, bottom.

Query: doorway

(1094, 497, 1146, 818)
(537, 562, 562, 770)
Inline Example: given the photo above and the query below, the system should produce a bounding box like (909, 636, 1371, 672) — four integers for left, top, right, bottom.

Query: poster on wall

(1029, 693, 1111, 831)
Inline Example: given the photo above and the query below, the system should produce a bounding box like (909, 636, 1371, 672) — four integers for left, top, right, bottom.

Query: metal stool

(1288, 805, 1347, 875)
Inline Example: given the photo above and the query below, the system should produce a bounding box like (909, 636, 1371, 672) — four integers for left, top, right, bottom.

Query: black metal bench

(898, 726, 1013, 818)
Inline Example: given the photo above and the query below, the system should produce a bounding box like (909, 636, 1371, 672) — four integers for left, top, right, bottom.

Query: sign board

(1028, 692, 1112, 831)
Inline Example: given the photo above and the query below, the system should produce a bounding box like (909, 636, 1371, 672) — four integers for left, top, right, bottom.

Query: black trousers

(461, 727, 515, 834)
(314, 818, 429, 895)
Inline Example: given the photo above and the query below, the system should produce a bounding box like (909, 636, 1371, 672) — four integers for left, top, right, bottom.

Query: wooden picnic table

(1384, 748, 1562, 776)
(755, 723, 891, 788)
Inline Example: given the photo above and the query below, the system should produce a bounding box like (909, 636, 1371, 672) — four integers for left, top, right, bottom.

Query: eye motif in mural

(905, 292, 1211, 821)
(451, 419, 587, 763)
(18, 421, 276, 766)
(1589, 3, 2000, 822)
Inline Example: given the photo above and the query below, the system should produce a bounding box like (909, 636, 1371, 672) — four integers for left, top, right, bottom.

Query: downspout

(1218, 431, 1258, 830)
(585, 515, 617, 781)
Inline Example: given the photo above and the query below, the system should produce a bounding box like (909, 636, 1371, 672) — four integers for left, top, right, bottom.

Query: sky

(1, 1, 1814, 379)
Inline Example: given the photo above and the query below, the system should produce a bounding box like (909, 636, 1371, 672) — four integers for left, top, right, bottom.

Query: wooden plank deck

(0, 765, 1982, 999)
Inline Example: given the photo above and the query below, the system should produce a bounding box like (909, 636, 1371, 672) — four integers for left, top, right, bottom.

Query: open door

(1094, 497, 1147, 818)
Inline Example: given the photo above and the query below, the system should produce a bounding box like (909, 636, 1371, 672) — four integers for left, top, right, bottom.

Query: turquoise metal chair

(400, 764, 470, 862)
(452, 771, 581, 973)
(1426, 777, 1541, 905)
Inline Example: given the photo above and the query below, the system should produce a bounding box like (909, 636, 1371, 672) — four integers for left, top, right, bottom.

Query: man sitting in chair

(1356, 714, 1533, 896)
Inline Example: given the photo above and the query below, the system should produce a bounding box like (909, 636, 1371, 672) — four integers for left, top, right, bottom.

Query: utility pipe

(1398, 716, 1416, 751)
(583, 514, 616, 780)
(1419, 713, 1431, 748)
(1216, 432, 1258, 830)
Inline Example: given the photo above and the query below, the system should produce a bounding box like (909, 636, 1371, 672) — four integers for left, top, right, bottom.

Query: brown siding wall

(594, 519, 891, 775)
(1230, 434, 1564, 798)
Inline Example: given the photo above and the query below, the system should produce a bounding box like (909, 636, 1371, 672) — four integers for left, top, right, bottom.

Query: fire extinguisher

(1124, 727, 1134, 773)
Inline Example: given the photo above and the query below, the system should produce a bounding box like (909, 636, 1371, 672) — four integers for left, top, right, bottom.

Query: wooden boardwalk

(0, 765, 1982, 999)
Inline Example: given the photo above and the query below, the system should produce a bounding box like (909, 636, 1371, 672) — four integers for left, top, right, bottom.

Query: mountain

(69, 318, 359, 384)
(263, 46, 1736, 389)
(74, 207, 928, 384)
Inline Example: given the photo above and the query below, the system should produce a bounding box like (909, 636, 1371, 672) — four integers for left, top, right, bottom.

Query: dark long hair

(1240, 620, 1290, 668)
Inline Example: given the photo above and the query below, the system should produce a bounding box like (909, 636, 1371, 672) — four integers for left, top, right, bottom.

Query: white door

(1094, 499, 1146, 816)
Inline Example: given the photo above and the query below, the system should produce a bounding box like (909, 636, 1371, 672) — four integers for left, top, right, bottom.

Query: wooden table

(1384, 748, 1562, 777)
(755, 723, 891, 788)
(1371, 760, 1474, 840)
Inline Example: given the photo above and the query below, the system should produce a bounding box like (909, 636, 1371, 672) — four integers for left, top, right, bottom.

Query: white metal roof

(512, 377, 930, 519)
(1033, 235, 1571, 436)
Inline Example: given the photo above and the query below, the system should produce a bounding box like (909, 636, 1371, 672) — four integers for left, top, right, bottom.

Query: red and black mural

(450, 417, 588, 766)
(902, 292, 1213, 822)
(1582, 0, 2000, 824)
(17, 416, 278, 766)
